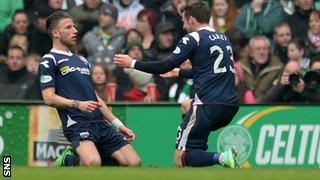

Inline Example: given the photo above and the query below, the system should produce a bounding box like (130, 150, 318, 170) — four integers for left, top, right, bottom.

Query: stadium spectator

(136, 9, 158, 50)
(91, 62, 115, 102)
(81, 3, 130, 101)
(287, 38, 310, 74)
(264, 55, 320, 103)
(238, 36, 283, 103)
(160, 0, 188, 40)
(69, 0, 104, 39)
(263, 60, 306, 103)
(280, 0, 295, 15)
(39, 11, 140, 167)
(147, 21, 176, 62)
(29, 5, 55, 56)
(0, 0, 24, 34)
(48, 0, 64, 10)
(225, 28, 249, 61)
(272, 22, 292, 64)
(82, 3, 125, 71)
(24, 0, 75, 24)
(146, 21, 176, 100)
(114, 1, 239, 168)
(235, 0, 287, 39)
(167, 60, 193, 103)
(0, 10, 31, 55)
(0, 46, 38, 99)
(308, 10, 320, 57)
(304, 54, 320, 103)
(9, 34, 29, 54)
(29, 0, 68, 10)
(225, 28, 249, 87)
(125, 28, 143, 43)
(113, 0, 145, 30)
(209, 0, 237, 32)
(286, 0, 314, 39)
(25, 53, 41, 75)
(123, 40, 160, 101)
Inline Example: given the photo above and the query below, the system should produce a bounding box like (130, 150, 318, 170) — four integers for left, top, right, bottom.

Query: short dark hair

(289, 38, 307, 51)
(12, 9, 27, 21)
(45, 11, 72, 37)
(310, 54, 320, 68)
(273, 22, 291, 35)
(7, 45, 26, 57)
(180, 1, 211, 24)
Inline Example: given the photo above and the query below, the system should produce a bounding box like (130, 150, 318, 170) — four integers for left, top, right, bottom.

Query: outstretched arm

(114, 54, 178, 74)
(114, 32, 198, 74)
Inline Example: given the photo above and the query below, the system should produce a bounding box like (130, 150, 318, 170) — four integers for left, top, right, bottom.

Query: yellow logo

(60, 66, 70, 75)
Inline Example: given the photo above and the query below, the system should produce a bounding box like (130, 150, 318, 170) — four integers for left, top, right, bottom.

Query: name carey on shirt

(209, 33, 227, 42)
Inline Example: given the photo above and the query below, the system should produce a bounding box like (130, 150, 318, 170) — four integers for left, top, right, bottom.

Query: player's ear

(52, 29, 59, 39)
(190, 16, 196, 25)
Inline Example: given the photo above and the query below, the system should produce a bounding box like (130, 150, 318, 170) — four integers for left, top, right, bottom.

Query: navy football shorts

(63, 121, 129, 165)
(175, 103, 239, 151)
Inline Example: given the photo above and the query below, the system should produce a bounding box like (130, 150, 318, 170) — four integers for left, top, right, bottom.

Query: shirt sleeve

(179, 68, 194, 78)
(38, 55, 57, 90)
(135, 32, 198, 74)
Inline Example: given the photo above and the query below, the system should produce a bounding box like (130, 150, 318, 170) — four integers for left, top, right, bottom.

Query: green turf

(8, 167, 320, 180)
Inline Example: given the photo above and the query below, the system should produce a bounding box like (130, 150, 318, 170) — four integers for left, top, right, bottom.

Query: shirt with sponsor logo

(169, 27, 238, 105)
(38, 49, 103, 128)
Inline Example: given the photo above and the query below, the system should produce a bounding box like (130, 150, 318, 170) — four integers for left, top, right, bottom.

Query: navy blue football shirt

(135, 27, 239, 105)
(38, 49, 103, 128)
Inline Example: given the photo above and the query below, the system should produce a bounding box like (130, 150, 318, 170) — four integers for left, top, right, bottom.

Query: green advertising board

(1, 104, 319, 168)
(121, 105, 320, 168)
(124, 105, 181, 167)
(208, 105, 320, 168)
(0, 105, 29, 165)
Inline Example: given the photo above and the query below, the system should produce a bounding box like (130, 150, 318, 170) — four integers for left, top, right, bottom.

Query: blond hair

(9, 34, 29, 53)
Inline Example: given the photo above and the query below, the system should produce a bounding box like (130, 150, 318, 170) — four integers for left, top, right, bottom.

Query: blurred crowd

(0, 0, 320, 104)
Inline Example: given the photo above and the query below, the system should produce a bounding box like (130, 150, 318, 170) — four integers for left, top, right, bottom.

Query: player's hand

(118, 125, 135, 141)
(114, 54, 132, 68)
(280, 74, 289, 86)
(160, 68, 180, 78)
(78, 101, 101, 113)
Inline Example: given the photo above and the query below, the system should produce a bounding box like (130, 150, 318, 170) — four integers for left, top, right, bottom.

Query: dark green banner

(0, 105, 29, 165)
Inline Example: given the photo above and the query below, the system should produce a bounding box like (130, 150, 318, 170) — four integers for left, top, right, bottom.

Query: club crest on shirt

(173, 47, 181, 54)
(40, 75, 53, 83)
(79, 131, 89, 139)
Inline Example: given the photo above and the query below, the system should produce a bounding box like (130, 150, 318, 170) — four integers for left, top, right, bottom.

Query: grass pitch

(10, 167, 320, 180)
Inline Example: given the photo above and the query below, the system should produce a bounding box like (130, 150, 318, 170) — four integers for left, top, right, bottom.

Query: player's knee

(174, 152, 183, 167)
(81, 156, 101, 166)
(127, 156, 141, 167)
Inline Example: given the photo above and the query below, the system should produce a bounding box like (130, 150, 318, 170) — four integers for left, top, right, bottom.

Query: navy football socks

(64, 154, 80, 166)
(183, 149, 220, 167)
